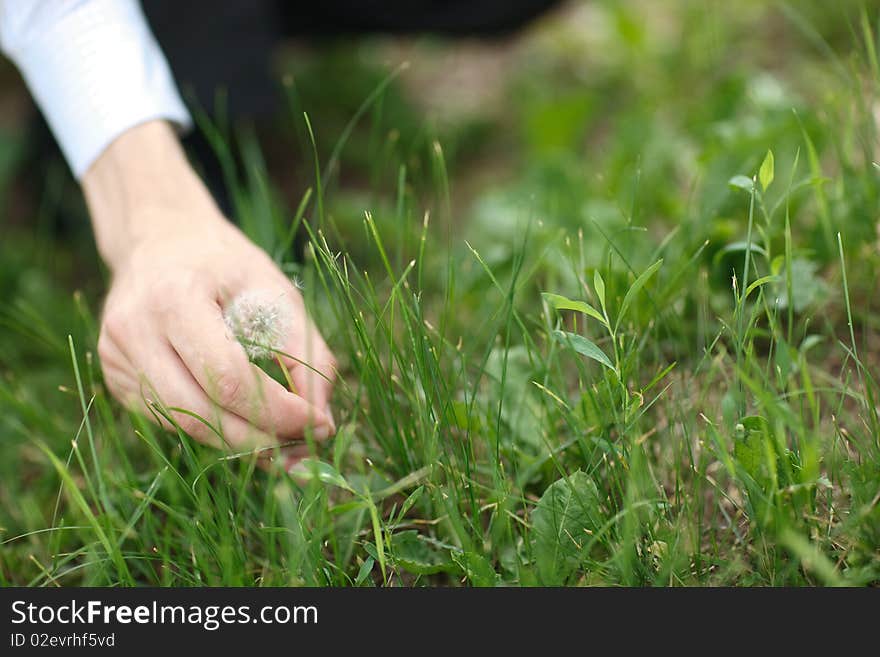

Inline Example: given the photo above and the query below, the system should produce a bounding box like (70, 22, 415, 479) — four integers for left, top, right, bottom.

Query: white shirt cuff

(0, 0, 192, 178)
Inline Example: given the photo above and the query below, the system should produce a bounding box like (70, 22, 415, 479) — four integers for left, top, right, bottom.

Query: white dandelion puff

(223, 290, 293, 361)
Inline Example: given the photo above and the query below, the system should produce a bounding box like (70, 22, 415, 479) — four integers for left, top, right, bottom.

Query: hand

(83, 121, 336, 469)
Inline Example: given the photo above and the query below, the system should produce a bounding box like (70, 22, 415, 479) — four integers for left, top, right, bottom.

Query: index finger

(164, 297, 332, 440)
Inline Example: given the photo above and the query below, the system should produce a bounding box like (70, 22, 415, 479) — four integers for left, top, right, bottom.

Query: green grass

(1, 0, 879, 586)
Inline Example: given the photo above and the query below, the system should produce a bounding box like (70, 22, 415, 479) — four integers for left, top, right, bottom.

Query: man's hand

(83, 121, 336, 469)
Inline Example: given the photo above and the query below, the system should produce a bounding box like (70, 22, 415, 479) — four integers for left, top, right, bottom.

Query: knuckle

(147, 281, 181, 320)
(100, 312, 129, 344)
(214, 371, 246, 408)
(173, 412, 204, 438)
(149, 273, 184, 301)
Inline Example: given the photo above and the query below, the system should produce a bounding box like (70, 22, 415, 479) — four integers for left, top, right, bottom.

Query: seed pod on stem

(223, 290, 293, 362)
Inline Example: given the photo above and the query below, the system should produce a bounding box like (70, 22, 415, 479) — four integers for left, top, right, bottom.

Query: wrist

(82, 120, 221, 271)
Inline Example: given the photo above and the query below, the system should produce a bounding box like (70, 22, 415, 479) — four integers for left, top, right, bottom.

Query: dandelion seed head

(223, 290, 293, 361)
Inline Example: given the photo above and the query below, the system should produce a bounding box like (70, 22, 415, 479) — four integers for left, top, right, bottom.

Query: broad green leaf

(292, 458, 354, 492)
(733, 416, 777, 487)
(542, 292, 607, 326)
(485, 345, 545, 451)
(729, 175, 755, 193)
(734, 424, 764, 479)
(553, 330, 615, 371)
(450, 550, 499, 586)
(354, 557, 375, 586)
(616, 259, 663, 331)
(593, 270, 607, 317)
(713, 241, 768, 267)
(759, 149, 775, 191)
(531, 470, 603, 584)
(800, 334, 824, 353)
(391, 531, 461, 576)
(772, 258, 827, 313)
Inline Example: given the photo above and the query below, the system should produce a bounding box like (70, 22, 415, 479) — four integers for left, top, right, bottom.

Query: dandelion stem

(275, 353, 298, 395)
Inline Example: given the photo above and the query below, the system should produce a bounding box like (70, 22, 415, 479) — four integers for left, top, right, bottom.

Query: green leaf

(391, 531, 461, 576)
(542, 292, 607, 326)
(713, 241, 768, 267)
(733, 416, 774, 484)
(745, 275, 776, 298)
(800, 334, 824, 354)
(770, 254, 785, 276)
(774, 337, 795, 381)
(759, 149, 775, 192)
(354, 557, 375, 586)
(734, 424, 764, 479)
(615, 259, 663, 332)
(553, 330, 615, 371)
(772, 258, 827, 313)
(729, 175, 755, 193)
(398, 486, 424, 520)
(531, 470, 603, 584)
(450, 550, 498, 586)
(485, 345, 545, 451)
(291, 458, 354, 492)
(593, 270, 607, 317)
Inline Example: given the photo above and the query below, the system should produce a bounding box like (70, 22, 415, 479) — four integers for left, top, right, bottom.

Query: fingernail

(287, 459, 309, 477)
(312, 424, 333, 441)
(285, 455, 304, 473)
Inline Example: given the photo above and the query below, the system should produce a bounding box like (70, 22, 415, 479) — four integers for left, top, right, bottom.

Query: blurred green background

(1, 0, 879, 586)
